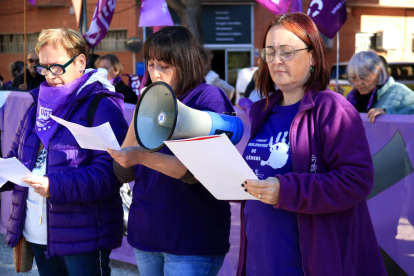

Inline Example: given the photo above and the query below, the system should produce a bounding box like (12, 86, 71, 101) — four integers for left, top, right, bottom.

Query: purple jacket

(1, 74, 128, 257)
(237, 89, 386, 276)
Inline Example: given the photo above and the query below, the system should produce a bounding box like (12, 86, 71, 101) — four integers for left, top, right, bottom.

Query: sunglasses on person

(34, 54, 80, 76)
(260, 45, 309, 63)
(27, 59, 39, 64)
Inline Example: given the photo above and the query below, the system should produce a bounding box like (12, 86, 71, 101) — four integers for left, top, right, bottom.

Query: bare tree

(166, 0, 203, 44)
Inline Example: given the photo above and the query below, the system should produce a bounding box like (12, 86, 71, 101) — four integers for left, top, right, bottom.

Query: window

(355, 32, 374, 53)
(95, 30, 127, 52)
(0, 33, 38, 53)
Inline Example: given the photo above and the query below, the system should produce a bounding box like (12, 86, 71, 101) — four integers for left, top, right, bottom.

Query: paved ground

(0, 234, 139, 276)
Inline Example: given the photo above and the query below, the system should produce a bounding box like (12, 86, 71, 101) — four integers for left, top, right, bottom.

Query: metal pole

(336, 32, 339, 86)
(83, 0, 88, 33)
(23, 0, 27, 86)
(133, 52, 136, 75)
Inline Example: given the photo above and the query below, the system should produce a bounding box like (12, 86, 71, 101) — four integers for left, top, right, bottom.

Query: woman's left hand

(243, 177, 281, 205)
(367, 107, 385, 123)
(22, 176, 50, 198)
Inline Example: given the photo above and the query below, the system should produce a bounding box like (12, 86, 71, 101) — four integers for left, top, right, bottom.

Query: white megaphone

(134, 82, 244, 152)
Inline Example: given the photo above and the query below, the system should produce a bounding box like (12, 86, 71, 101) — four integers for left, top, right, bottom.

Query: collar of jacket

(376, 76, 394, 99)
(250, 89, 316, 140)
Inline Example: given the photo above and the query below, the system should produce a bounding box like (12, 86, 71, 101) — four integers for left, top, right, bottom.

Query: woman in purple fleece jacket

(0, 28, 128, 276)
(238, 13, 386, 276)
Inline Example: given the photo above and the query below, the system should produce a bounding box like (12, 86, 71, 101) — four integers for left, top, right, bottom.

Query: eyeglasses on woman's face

(260, 45, 309, 63)
(34, 54, 80, 76)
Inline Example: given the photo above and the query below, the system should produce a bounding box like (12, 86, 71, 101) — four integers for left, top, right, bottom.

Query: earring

(80, 69, 84, 73)
(310, 66, 315, 74)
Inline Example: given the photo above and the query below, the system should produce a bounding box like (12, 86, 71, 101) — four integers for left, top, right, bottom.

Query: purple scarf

(109, 76, 122, 86)
(36, 74, 89, 149)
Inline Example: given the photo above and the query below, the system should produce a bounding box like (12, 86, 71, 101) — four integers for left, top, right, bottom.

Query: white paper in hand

(0, 157, 33, 188)
(165, 134, 258, 200)
(50, 115, 121, 151)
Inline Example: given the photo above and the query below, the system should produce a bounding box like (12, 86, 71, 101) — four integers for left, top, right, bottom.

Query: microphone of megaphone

(134, 82, 244, 152)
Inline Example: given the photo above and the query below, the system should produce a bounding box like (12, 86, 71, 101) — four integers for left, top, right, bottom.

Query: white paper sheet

(0, 157, 33, 188)
(164, 134, 258, 200)
(50, 115, 121, 151)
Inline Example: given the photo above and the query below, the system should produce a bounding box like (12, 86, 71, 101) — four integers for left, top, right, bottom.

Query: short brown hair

(257, 13, 330, 103)
(95, 53, 124, 77)
(35, 28, 86, 60)
(143, 26, 204, 97)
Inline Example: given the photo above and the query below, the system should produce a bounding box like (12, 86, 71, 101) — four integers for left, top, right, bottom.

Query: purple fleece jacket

(0, 71, 128, 257)
(237, 88, 387, 276)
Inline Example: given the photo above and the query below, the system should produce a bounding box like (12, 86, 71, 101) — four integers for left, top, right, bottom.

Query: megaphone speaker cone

(134, 82, 178, 152)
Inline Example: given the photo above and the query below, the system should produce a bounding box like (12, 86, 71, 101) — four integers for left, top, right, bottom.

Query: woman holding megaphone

(108, 26, 234, 276)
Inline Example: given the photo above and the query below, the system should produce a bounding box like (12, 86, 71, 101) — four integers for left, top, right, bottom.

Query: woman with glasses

(0, 28, 128, 276)
(236, 13, 386, 276)
(11, 50, 45, 91)
(95, 53, 138, 104)
(346, 50, 414, 123)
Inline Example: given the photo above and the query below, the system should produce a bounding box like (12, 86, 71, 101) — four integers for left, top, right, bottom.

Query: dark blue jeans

(29, 242, 111, 276)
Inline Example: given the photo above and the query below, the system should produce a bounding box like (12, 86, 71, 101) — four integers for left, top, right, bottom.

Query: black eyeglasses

(34, 54, 80, 76)
(260, 45, 309, 63)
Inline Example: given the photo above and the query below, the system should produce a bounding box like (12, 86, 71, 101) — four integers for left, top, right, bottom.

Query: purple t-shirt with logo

(243, 100, 303, 275)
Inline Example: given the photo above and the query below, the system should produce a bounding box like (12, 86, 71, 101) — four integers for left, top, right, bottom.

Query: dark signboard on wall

(202, 5, 251, 45)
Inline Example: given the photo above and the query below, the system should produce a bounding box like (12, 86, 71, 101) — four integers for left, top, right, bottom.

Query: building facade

(0, 0, 413, 89)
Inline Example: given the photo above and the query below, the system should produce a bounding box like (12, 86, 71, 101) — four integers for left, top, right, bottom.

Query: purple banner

(123, 74, 142, 98)
(27, 0, 36, 5)
(255, 0, 302, 15)
(307, 0, 347, 39)
(138, 0, 173, 27)
(83, 0, 116, 48)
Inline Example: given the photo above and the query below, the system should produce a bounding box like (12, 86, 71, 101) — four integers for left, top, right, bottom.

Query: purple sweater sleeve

(48, 98, 128, 203)
(276, 101, 374, 214)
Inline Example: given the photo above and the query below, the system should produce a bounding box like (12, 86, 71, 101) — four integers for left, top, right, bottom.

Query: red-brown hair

(257, 12, 330, 104)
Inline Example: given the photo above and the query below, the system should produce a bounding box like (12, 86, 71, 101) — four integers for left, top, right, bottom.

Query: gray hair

(346, 50, 388, 86)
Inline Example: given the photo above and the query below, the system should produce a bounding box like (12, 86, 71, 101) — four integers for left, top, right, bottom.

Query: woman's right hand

(107, 146, 146, 168)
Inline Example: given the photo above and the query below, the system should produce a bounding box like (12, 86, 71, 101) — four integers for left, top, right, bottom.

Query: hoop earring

(310, 66, 315, 74)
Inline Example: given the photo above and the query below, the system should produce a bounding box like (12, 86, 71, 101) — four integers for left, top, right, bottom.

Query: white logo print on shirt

(261, 131, 289, 169)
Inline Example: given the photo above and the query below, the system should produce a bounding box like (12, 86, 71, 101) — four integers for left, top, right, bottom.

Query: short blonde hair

(95, 53, 123, 76)
(35, 28, 86, 59)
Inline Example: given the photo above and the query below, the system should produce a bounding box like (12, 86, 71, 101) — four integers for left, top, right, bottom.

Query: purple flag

(123, 74, 143, 98)
(255, 0, 303, 15)
(83, 0, 116, 48)
(27, 0, 36, 5)
(256, 0, 291, 15)
(138, 0, 173, 27)
(307, 0, 347, 39)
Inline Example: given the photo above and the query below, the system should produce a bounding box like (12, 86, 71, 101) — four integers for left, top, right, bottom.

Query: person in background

(108, 26, 233, 276)
(6, 61, 25, 86)
(0, 28, 128, 276)
(199, 46, 235, 100)
(12, 50, 45, 91)
(238, 13, 386, 275)
(95, 53, 137, 104)
(346, 50, 414, 122)
(0, 74, 14, 91)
